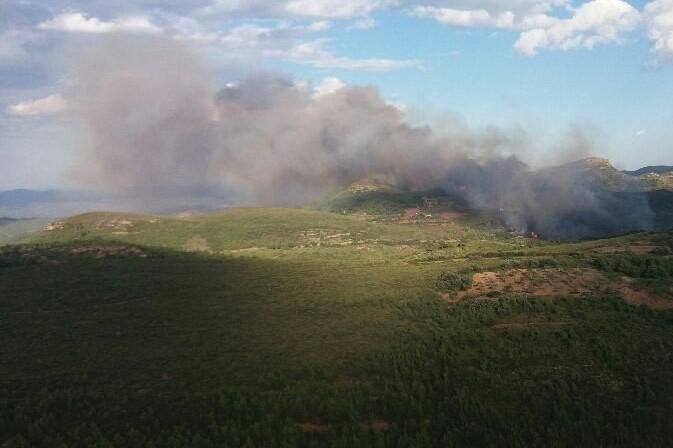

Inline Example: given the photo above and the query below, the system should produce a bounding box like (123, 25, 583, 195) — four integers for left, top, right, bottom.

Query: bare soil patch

(627, 241, 659, 255)
(360, 420, 389, 432)
(449, 268, 673, 309)
(297, 423, 330, 433)
(403, 208, 420, 219)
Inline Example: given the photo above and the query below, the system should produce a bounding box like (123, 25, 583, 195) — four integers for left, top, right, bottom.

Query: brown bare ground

(297, 423, 330, 433)
(403, 208, 420, 219)
(449, 268, 673, 309)
(436, 211, 467, 220)
(627, 242, 659, 255)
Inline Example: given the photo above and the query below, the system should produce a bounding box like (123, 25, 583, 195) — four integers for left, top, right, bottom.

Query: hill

(319, 162, 673, 240)
(2, 205, 673, 446)
(624, 165, 673, 176)
(538, 157, 673, 192)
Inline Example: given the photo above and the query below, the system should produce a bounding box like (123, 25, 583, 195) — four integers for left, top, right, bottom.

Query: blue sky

(1, 0, 672, 189)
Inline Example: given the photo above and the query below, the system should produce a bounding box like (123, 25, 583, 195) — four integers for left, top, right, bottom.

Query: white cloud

(644, 0, 673, 60)
(38, 12, 163, 34)
(413, 7, 516, 28)
(306, 20, 332, 31)
(348, 18, 377, 30)
(285, 0, 381, 18)
(7, 94, 68, 116)
(313, 76, 347, 97)
(412, 0, 640, 55)
(272, 39, 423, 71)
(196, 0, 280, 16)
(515, 0, 640, 55)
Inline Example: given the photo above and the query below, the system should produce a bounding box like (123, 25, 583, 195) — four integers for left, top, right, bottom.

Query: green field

(2, 207, 673, 447)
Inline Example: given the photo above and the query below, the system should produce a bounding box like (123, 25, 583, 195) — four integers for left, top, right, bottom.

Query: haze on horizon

(1, 0, 672, 192)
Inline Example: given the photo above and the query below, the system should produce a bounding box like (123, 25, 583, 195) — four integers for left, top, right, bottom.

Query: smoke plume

(70, 36, 654, 239)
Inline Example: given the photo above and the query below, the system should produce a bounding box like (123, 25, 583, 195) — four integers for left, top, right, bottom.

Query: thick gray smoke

(442, 158, 654, 239)
(73, 36, 215, 195)
(71, 36, 654, 239)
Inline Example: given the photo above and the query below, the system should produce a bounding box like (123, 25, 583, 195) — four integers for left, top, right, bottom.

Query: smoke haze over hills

(65, 35, 659, 239)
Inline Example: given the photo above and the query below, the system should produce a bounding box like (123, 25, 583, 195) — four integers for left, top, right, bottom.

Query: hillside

(624, 165, 673, 176)
(2, 206, 673, 446)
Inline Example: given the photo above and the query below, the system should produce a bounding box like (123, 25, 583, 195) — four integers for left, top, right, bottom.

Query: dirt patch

(183, 236, 211, 253)
(617, 280, 673, 309)
(436, 211, 467, 220)
(458, 269, 608, 299)
(627, 242, 659, 255)
(297, 423, 330, 433)
(403, 208, 421, 219)
(449, 268, 673, 308)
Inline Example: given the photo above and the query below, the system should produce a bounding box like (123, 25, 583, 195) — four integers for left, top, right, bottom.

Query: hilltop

(536, 157, 673, 192)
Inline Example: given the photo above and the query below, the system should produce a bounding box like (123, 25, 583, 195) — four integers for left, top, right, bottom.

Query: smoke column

(70, 35, 654, 239)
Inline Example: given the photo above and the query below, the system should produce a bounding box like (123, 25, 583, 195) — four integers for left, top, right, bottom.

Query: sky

(1, 0, 672, 190)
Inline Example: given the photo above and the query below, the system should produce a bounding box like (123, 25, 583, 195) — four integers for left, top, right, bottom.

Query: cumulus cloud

(413, 7, 516, 28)
(644, 0, 673, 60)
(412, 0, 640, 55)
(7, 94, 68, 116)
(348, 18, 377, 29)
(313, 76, 347, 97)
(285, 0, 381, 18)
(306, 21, 332, 31)
(38, 12, 163, 34)
(515, 0, 640, 55)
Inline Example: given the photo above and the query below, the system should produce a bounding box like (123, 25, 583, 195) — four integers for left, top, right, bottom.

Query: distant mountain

(623, 166, 673, 176)
(0, 189, 62, 207)
(544, 158, 673, 192)
(0, 189, 105, 219)
(0, 189, 99, 208)
(622, 166, 673, 191)
(0, 217, 18, 226)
